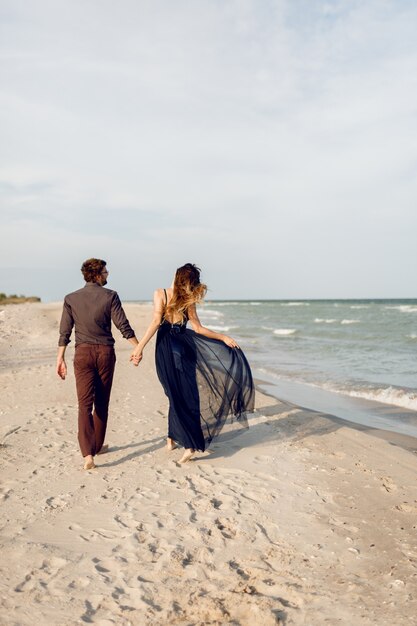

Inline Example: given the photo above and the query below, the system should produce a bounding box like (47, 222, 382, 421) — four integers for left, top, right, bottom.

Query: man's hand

(56, 359, 67, 380)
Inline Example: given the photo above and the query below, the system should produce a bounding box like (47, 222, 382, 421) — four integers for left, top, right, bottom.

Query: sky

(1, 0, 417, 302)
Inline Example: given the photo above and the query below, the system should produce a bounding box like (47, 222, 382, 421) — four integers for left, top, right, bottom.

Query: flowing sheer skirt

(155, 321, 254, 451)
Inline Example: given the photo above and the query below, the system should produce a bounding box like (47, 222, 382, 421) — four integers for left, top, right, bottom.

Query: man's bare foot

(97, 444, 109, 455)
(83, 455, 96, 470)
(167, 438, 177, 451)
(178, 449, 195, 464)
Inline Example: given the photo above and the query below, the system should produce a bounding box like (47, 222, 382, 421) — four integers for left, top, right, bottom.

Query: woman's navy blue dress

(155, 308, 255, 452)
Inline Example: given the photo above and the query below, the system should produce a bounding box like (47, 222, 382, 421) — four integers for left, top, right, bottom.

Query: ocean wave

(257, 368, 417, 411)
(340, 386, 417, 411)
(273, 328, 297, 336)
(281, 302, 310, 307)
(314, 318, 359, 325)
(315, 379, 417, 411)
(385, 305, 417, 313)
(205, 302, 241, 307)
(205, 301, 262, 307)
(407, 334, 417, 340)
(207, 325, 236, 332)
(205, 300, 255, 307)
(199, 309, 224, 319)
(350, 305, 369, 309)
(314, 318, 337, 324)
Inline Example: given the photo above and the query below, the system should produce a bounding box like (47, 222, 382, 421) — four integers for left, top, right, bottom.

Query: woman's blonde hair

(166, 263, 207, 322)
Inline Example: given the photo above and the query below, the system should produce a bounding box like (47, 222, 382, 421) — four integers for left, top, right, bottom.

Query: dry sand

(1, 302, 416, 625)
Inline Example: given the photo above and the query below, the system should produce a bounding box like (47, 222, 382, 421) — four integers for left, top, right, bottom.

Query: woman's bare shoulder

(153, 288, 166, 300)
(153, 287, 172, 303)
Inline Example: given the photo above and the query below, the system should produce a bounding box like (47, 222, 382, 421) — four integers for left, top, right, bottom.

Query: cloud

(1, 0, 417, 299)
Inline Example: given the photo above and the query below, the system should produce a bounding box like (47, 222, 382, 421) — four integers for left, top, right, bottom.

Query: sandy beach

(1, 302, 417, 625)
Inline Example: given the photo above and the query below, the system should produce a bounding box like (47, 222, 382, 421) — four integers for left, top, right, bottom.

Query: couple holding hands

(57, 259, 254, 469)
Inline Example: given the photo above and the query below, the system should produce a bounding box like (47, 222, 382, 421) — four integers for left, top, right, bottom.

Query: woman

(131, 263, 254, 463)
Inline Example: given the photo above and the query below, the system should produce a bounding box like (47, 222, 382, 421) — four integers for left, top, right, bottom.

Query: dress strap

(160, 289, 168, 325)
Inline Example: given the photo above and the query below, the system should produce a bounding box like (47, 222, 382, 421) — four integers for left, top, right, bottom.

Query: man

(56, 258, 140, 470)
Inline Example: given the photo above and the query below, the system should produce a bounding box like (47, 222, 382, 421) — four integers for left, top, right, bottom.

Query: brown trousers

(73, 344, 116, 457)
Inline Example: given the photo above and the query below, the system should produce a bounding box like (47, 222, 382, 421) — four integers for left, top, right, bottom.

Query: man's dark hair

(81, 258, 106, 283)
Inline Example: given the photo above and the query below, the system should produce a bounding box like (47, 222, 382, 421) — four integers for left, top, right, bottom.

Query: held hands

(130, 349, 143, 366)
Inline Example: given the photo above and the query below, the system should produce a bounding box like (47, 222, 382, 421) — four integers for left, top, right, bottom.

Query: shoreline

(255, 375, 417, 446)
(255, 377, 417, 456)
(1, 302, 417, 624)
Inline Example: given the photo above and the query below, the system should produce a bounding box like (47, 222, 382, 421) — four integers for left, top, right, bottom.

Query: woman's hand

(130, 349, 143, 366)
(222, 335, 240, 349)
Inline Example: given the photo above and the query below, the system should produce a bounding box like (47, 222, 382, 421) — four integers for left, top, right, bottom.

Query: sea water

(198, 300, 417, 437)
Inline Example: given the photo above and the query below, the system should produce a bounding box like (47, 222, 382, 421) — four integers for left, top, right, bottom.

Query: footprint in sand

(394, 501, 417, 514)
(68, 577, 91, 589)
(228, 559, 250, 580)
(330, 451, 347, 459)
(40, 557, 68, 573)
(44, 494, 72, 511)
(328, 516, 359, 534)
(252, 455, 272, 464)
(215, 517, 238, 539)
(14, 573, 35, 593)
(169, 546, 195, 567)
(0, 487, 13, 501)
(188, 495, 212, 513)
(14, 557, 69, 593)
(114, 514, 136, 530)
(92, 528, 120, 540)
(380, 477, 398, 493)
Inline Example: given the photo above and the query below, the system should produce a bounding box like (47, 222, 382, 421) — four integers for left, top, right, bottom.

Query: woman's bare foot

(167, 438, 177, 451)
(97, 444, 109, 455)
(83, 455, 96, 470)
(178, 449, 195, 464)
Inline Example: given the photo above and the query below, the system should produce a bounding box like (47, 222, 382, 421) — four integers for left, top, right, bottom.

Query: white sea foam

(314, 318, 337, 324)
(314, 379, 417, 411)
(273, 328, 297, 336)
(258, 367, 417, 412)
(200, 309, 224, 319)
(407, 334, 417, 340)
(385, 305, 417, 313)
(341, 386, 417, 411)
(207, 325, 235, 332)
(206, 301, 262, 307)
(207, 302, 241, 306)
(281, 302, 310, 307)
(350, 305, 369, 309)
(314, 318, 359, 324)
